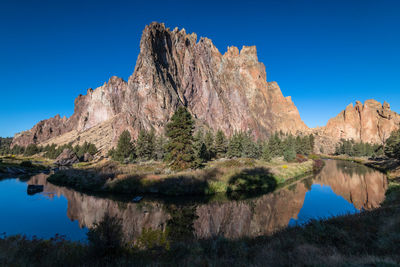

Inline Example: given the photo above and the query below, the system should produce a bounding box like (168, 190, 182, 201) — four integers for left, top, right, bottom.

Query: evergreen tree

(214, 130, 227, 158)
(283, 135, 296, 162)
(192, 130, 207, 166)
(154, 135, 166, 160)
(385, 129, 400, 159)
(204, 130, 215, 160)
(268, 133, 282, 157)
(136, 129, 155, 160)
(164, 107, 195, 170)
(241, 131, 258, 158)
(24, 144, 39, 156)
(112, 130, 135, 163)
(227, 131, 243, 158)
(262, 142, 272, 162)
(309, 134, 315, 154)
(295, 136, 303, 154)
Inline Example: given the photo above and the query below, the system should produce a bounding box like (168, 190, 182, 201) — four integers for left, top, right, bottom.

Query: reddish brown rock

(54, 148, 79, 166)
(12, 22, 307, 152)
(314, 100, 400, 153)
(11, 23, 399, 154)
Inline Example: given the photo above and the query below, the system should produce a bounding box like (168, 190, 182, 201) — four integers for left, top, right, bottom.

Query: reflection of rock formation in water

(194, 183, 309, 239)
(28, 174, 170, 241)
(27, 160, 387, 240)
(314, 160, 387, 210)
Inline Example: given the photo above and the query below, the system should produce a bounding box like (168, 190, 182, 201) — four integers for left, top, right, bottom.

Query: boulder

(83, 152, 94, 162)
(55, 149, 79, 166)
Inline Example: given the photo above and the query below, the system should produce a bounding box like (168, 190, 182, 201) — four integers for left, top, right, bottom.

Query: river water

(0, 160, 387, 242)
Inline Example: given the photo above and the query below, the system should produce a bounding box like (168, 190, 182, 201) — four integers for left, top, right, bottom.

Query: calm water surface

(0, 160, 387, 241)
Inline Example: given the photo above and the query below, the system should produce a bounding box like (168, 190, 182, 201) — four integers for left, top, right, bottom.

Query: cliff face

(12, 22, 307, 151)
(11, 23, 399, 153)
(314, 100, 400, 153)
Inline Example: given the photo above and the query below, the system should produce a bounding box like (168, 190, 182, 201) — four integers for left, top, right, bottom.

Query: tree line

(334, 139, 384, 157)
(334, 129, 400, 160)
(109, 107, 316, 170)
(0, 141, 98, 160)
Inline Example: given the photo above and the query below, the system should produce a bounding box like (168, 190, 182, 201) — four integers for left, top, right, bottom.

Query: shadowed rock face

(12, 22, 307, 152)
(28, 160, 387, 241)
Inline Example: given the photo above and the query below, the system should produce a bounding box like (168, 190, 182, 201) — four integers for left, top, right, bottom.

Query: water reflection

(1, 160, 388, 241)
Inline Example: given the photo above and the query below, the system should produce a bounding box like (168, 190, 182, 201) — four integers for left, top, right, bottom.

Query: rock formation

(11, 23, 400, 154)
(54, 148, 79, 166)
(314, 100, 400, 153)
(12, 22, 307, 153)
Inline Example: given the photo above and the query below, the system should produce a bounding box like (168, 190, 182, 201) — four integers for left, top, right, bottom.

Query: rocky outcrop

(54, 149, 79, 166)
(314, 100, 400, 153)
(12, 22, 307, 152)
(11, 23, 399, 154)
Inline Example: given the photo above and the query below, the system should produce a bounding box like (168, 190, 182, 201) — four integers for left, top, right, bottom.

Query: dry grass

(48, 158, 315, 196)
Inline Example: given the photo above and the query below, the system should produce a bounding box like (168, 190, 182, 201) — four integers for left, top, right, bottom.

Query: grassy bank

(47, 158, 319, 197)
(0, 155, 50, 180)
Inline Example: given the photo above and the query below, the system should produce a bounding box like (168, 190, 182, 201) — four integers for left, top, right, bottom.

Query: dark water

(0, 160, 387, 241)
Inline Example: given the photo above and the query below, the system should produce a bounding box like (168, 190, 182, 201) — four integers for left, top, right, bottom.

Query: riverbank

(0, 157, 399, 266)
(0, 155, 50, 180)
(47, 157, 320, 197)
(321, 154, 400, 178)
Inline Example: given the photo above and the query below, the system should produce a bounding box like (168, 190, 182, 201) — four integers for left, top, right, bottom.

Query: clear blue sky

(1, 0, 399, 137)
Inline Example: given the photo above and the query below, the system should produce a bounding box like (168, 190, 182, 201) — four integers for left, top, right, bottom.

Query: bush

(87, 213, 124, 256)
(283, 147, 296, 162)
(135, 228, 170, 251)
(296, 154, 308, 163)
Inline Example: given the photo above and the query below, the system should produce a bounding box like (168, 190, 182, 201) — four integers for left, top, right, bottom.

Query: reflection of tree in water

(335, 160, 373, 177)
(301, 177, 313, 191)
(165, 204, 199, 242)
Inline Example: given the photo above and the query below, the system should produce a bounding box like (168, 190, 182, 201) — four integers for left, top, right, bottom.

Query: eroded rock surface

(12, 22, 307, 153)
(314, 100, 400, 153)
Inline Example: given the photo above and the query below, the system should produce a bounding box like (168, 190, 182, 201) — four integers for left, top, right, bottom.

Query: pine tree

(268, 133, 282, 157)
(309, 134, 315, 154)
(164, 107, 195, 170)
(385, 129, 400, 159)
(214, 130, 227, 158)
(227, 131, 243, 158)
(136, 129, 155, 160)
(154, 135, 166, 160)
(192, 130, 207, 166)
(112, 130, 135, 163)
(262, 142, 272, 162)
(283, 135, 296, 162)
(241, 131, 258, 158)
(24, 144, 39, 156)
(204, 130, 215, 160)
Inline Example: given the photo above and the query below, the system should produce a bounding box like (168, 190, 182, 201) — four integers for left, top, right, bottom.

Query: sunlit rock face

(314, 100, 400, 153)
(12, 22, 307, 152)
(28, 160, 387, 241)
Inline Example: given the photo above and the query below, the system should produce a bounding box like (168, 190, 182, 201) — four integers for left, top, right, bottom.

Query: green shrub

(135, 228, 170, 251)
(87, 213, 123, 256)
